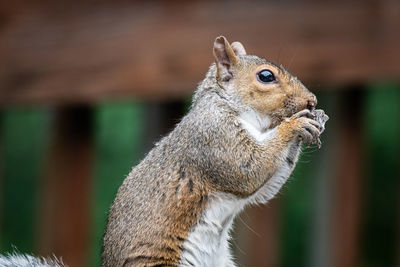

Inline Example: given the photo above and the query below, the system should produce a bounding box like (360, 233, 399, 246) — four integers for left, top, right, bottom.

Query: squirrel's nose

(306, 95, 317, 111)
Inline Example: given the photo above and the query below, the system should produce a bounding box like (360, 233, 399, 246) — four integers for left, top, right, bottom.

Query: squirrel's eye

(257, 69, 275, 83)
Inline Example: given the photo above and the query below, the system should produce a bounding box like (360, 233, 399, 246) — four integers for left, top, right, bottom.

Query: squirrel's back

(102, 70, 243, 266)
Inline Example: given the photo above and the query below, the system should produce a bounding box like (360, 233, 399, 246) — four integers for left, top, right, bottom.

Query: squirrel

(0, 36, 328, 267)
(101, 36, 328, 267)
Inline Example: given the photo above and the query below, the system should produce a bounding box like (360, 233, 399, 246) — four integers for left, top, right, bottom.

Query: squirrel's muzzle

(306, 95, 317, 111)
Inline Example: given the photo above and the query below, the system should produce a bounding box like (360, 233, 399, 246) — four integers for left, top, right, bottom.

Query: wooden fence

(1, 1, 400, 266)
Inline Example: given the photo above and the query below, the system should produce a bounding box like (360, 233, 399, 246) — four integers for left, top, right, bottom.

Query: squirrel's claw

(292, 109, 315, 119)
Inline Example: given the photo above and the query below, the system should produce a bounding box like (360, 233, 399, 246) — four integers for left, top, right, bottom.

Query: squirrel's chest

(178, 150, 298, 267)
(178, 194, 243, 267)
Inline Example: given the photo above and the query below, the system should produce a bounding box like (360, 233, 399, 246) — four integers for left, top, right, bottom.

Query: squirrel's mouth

(282, 95, 316, 116)
(307, 104, 316, 112)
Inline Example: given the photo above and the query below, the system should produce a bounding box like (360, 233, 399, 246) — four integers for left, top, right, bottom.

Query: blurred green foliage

(362, 84, 400, 267)
(0, 109, 50, 253)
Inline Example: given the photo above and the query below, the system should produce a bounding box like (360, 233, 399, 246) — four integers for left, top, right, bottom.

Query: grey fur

(0, 253, 64, 267)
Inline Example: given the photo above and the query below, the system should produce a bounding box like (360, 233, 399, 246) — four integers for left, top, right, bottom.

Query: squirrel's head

(213, 36, 317, 127)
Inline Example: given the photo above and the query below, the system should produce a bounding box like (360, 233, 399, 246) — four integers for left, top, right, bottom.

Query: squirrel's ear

(213, 36, 239, 83)
(231, 42, 247, 56)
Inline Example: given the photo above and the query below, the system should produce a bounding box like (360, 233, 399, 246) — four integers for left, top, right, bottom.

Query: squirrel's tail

(0, 252, 65, 267)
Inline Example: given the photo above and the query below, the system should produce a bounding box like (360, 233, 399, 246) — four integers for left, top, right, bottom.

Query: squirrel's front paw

(311, 109, 329, 134)
(282, 109, 323, 147)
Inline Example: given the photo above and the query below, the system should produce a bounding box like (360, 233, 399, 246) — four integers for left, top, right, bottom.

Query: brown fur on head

(213, 36, 317, 127)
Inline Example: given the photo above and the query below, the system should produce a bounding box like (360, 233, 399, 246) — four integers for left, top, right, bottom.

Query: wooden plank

(331, 89, 364, 267)
(234, 202, 281, 267)
(308, 91, 338, 267)
(0, 111, 2, 237)
(0, 1, 399, 106)
(37, 107, 93, 267)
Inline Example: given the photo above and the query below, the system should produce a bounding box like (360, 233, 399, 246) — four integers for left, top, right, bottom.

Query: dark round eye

(257, 69, 275, 83)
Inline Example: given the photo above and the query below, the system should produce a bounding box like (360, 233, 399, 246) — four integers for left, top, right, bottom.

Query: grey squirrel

(0, 36, 328, 267)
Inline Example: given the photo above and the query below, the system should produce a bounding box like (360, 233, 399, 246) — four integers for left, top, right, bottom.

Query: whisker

(287, 44, 300, 72)
(276, 45, 284, 65)
(230, 238, 247, 256)
(238, 215, 261, 238)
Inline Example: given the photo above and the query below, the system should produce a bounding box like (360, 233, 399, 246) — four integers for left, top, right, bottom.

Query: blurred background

(0, 0, 399, 266)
